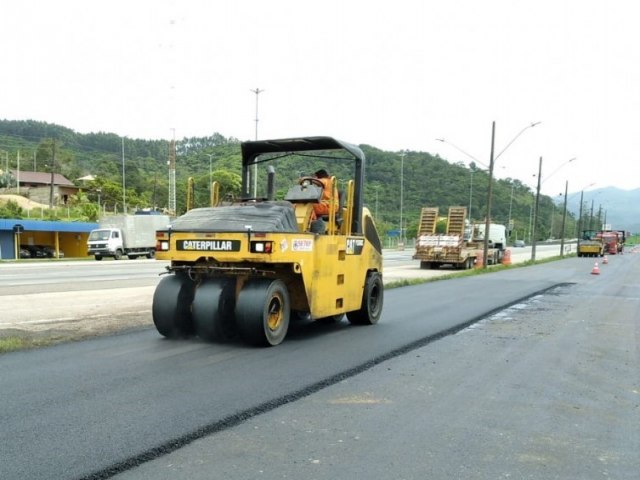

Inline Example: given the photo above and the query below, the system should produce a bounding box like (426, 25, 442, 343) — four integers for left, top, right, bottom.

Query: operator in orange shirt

(312, 169, 337, 218)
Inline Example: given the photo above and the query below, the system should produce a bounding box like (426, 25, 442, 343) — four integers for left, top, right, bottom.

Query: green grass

(0, 332, 77, 354)
(0, 336, 47, 354)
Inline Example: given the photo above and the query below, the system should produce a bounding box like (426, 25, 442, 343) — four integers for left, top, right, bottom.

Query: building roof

(10, 170, 75, 187)
(0, 218, 98, 232)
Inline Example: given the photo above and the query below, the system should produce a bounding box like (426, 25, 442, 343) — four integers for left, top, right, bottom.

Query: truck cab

(87, 228, 124, 260)
(473, 223, 507, 250)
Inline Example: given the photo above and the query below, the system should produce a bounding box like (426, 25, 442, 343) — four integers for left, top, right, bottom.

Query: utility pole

(530, 156, 543, 261)
(597, 204, 603, 229)
(577, 190, 584, 237)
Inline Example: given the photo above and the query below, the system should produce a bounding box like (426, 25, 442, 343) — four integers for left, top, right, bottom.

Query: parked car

(513, 240, 526, 248)
(36, 245, 64, 258)
(19, 247, 32, 259)
(21, 245, 48, 258)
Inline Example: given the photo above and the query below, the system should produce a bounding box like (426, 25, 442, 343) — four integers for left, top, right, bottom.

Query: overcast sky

(2, 0, 639, 196)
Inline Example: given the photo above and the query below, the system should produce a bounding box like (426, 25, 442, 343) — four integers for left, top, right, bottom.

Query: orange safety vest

(312, 177, 337, 217)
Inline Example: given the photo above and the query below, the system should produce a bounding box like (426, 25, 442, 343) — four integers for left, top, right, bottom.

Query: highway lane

(0, 243, 568, 290)
(0, 254, 609, 480)
(0, 244, 566, 329)
(0, 259, 168, 328)
(0, 259, 167, 293)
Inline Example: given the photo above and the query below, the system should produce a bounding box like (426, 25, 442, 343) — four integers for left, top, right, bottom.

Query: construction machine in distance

(615, 230, 627, 253)
(597, 231, 619, 255)
(413, 206, 506, 269)
(152, 136, 384, 347)
(577, 229, 605, 257)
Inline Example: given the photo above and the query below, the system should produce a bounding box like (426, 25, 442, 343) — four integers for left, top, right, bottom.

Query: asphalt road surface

(1, 247, 638, 480)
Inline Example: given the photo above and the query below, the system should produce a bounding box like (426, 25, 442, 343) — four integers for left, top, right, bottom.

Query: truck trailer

(87, 213, 171, 260)
(413, 206, 506, 269)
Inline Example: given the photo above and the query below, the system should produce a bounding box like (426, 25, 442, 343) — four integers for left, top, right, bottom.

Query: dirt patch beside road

(0, 311, 153, 350)
(0, 286, 156, 351)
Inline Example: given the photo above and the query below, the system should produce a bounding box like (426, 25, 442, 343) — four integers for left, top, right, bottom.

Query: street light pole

(399, 151, 406, 249)
(250, 88, 264, 197)
(49, 141, 56, 209)
(206, 153, 215, 195)
(122, 137, 126, 214)
(482, 122, 496, 267)
(560, 180, 569, 257)
(507, 182, 515, 238)
(528, 194, 533, 242)
(469, 167, 474, 221)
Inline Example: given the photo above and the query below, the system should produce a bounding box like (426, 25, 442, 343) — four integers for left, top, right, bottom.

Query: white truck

(87, 213, 170, 260)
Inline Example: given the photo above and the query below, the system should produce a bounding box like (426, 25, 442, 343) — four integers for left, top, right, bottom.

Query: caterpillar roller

(152, 136, 384, 346)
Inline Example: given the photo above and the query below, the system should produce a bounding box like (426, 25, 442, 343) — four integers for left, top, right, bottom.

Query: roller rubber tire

(192, 278, 237, 342)
(235, 279, 290, 346)
(152, 274, 195, 338)
(347, 272, 384, 325)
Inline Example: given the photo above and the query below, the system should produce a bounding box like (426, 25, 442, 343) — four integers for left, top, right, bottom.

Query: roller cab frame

(152, 136, 383, 346)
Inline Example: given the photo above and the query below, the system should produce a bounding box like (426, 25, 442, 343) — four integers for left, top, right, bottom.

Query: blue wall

(0, 219, 98, 259)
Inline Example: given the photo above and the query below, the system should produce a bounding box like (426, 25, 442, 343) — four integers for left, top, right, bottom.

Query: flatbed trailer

(413, 206, 503, 269)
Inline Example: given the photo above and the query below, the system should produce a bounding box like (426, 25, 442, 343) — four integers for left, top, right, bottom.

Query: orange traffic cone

(591, 262, 600, 275)
(502, 249, 512, 266)
(603, 255, 609, 264)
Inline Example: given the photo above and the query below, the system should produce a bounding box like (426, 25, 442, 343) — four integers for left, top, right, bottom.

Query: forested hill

(0, 118, 607, 239)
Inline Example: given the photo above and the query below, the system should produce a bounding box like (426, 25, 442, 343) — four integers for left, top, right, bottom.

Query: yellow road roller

(152, 136, 383, 346)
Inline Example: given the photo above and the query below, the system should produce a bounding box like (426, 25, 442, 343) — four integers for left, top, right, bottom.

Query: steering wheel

(298, 176, 325, 189)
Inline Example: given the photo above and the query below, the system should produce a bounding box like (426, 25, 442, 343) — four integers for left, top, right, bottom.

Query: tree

(211, 169, 242, 200)
(0, 170, 15, 188)
(0, 200, 24, 219)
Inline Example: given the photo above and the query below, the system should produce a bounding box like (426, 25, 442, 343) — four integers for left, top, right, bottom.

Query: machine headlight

(250, 241, 273, 253)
